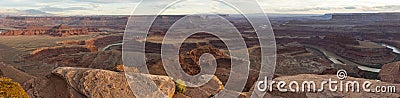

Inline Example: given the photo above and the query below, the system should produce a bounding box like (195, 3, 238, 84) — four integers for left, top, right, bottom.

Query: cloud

(0, 9, 52, 16)
(23, 9, 51, 14)
(273, 5, 400, 13)
(1, 0, 400, 15)
(73, 0, 140, 3)
(275, 7, 337, 12)
(344, 6, 357, 9)
(40, 6, 90, 12)
(363, 5, 400, 11)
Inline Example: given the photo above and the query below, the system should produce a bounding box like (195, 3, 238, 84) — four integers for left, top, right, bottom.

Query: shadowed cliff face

(84, 35, 123, 49)
(27, 46, 92, 61)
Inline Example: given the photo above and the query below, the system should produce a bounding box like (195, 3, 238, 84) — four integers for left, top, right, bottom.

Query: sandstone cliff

(0, 24, 92, 37)
(379, 62, 400, 84)
(28, 46, 92, 61)
(85, 35, 123, 48)
(52, 67, 176, 98)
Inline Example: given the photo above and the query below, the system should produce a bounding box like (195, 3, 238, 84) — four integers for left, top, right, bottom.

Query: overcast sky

(0, 0, 399, 15)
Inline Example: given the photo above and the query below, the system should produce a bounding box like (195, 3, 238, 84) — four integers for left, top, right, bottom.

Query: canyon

(0, 13, 399, 98)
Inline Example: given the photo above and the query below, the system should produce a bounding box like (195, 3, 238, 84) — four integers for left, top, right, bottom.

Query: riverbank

(305, 45, 382, 79)
(382, 43, 400, 54)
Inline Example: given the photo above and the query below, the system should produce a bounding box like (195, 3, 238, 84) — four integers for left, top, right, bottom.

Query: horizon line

(2, 12, 400, 17)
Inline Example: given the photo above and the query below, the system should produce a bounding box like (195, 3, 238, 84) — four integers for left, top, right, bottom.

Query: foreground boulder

(247, 74, 400, 98)
(52, 67, 175, 98)
(379, 62, 400, 84)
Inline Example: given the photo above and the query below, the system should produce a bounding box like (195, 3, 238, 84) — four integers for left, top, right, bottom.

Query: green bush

(0, 77, 29, 98)
(175, 79, 186, 94)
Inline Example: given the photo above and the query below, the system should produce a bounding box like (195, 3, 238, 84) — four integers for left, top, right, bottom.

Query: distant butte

(0, 24, 99, 37)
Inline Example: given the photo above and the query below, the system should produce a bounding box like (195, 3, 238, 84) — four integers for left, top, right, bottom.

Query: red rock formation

(54, 24, 69, 29)
(85, 45, 98, 52)
(179, 46, 226, 75)
(51, 67, 176, 98)
(0, 24, 92, 37)
(5, 16, 129, 31)
(1, 28, 49, 36)
(275, 49, 333, 75)
(85, 35, 123, 48)
(56, 40, 85, 45)
(28, 46, 92, 60)
(87, 28, 100, 32)
(379, 62, 400, 84)
(277, 42, 310, 56)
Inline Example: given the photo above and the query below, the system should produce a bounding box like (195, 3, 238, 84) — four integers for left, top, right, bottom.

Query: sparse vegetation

(175, 79, 186, 94)
(0, 77, 29, 98)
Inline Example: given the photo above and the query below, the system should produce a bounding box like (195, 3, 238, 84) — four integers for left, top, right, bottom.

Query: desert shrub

(0, 77, 29, 98)
(175, 79, 186, 93)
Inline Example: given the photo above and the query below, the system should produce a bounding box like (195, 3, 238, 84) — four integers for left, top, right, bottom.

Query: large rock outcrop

(176, 75, 224, 98)
(379, 62, 400, 84)
(52, 67, 176, 98)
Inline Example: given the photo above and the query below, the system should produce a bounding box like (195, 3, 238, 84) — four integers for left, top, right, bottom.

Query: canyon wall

(1, 24, 91, 37)
(28, 46, 92, 60)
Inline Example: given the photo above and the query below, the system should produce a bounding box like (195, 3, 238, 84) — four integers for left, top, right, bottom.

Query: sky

(0, 0, 399, 15)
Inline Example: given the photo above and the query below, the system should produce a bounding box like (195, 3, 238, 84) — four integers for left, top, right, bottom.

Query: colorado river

(381, 44, 400, 54)
(102, 43, 123, 51)
(305, 45, 381, 73)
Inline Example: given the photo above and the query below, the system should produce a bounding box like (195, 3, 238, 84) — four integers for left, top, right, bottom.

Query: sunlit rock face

(0, 24, 91, 37)
(379, 62, 400, 84)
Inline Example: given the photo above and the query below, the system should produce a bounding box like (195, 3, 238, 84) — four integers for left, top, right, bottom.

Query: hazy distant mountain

(228, 13, 332, 20)
(0, 9, 53, 16)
